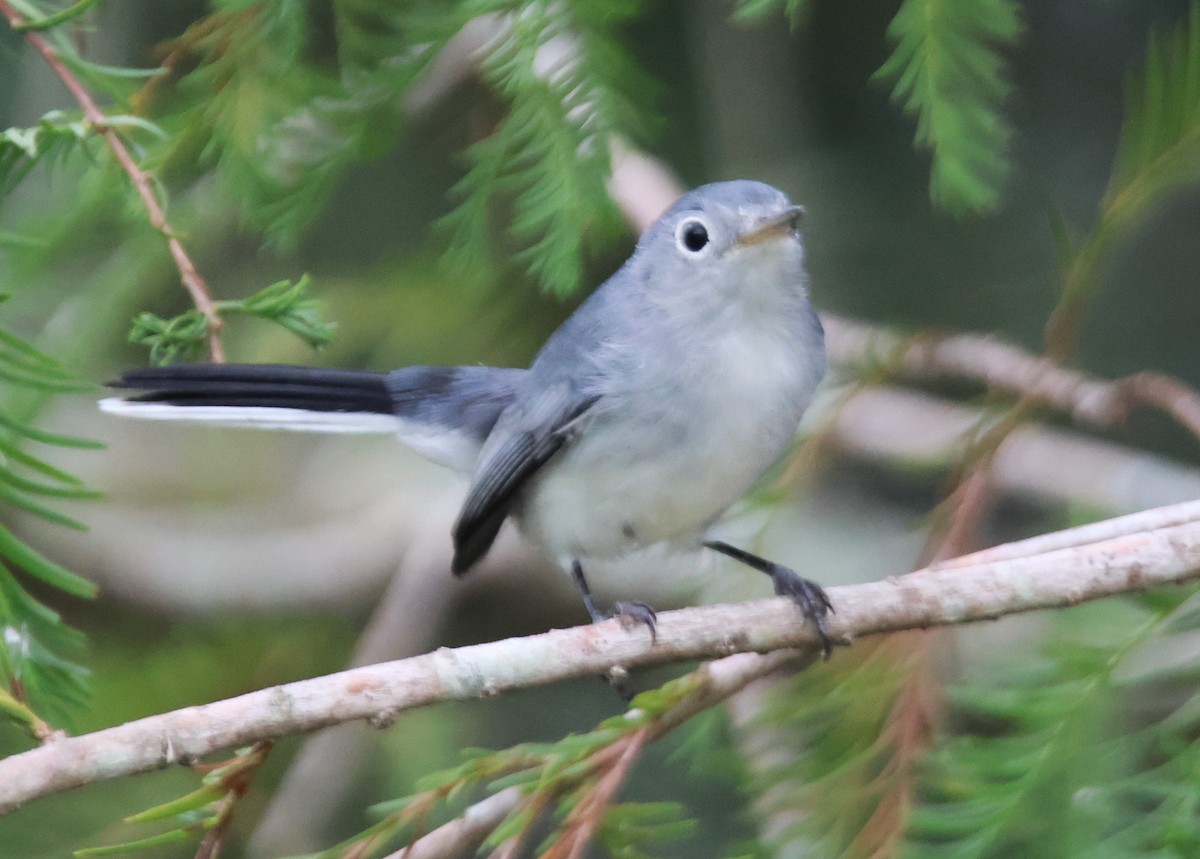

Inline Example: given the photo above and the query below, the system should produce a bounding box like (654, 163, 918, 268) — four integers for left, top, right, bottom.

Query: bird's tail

(101, 364, 402, 434)
(102, 363, 525, 472)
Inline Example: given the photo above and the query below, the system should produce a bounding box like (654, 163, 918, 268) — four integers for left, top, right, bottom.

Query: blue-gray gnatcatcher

(104, 180, 833, 651)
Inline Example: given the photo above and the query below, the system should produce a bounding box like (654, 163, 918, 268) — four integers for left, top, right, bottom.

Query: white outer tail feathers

(98, 398, 403, 434)
(98, 398, 481, 473)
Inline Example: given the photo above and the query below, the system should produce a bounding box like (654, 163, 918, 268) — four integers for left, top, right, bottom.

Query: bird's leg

(569, 560, 657, 642)
(569, 559, 656, 704)
(703, 540, 835, 658)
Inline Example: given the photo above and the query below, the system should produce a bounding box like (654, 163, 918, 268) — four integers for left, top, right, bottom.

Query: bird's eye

(677, 219, 710, 254)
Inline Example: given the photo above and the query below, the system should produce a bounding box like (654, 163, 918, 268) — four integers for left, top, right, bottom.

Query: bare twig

(937, 498, 1200, 570)
(0, 0, 225, 362)
(3, 500, 1200, 814)
(822, 317, 1200, 444)
(1121, 372, 1200, 444)
(822, 385, 1200, 513)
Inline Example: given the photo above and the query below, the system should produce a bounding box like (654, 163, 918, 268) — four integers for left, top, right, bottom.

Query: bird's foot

(769, 566, 835, 659)
(611, 601, 658, 644)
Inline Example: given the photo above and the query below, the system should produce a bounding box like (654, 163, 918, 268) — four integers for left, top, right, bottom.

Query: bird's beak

(733, 205, 806, 248)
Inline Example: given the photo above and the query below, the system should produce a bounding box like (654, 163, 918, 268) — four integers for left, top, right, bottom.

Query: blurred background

(1, 0, 1199, 856)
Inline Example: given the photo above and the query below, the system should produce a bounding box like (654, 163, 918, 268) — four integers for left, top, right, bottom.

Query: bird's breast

(518, 307, 824, 561)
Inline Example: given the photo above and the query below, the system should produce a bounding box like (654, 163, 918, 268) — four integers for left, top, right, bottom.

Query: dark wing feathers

(450, 433, 537, 575)
(451, 385, 595, 575)
(450, 430, 563, 574)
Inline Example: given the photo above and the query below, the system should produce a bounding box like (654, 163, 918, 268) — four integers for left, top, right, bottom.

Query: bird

(103, 180, 834, 653)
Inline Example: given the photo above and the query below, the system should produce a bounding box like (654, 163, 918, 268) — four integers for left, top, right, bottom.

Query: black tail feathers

(110, 364, 394, 414)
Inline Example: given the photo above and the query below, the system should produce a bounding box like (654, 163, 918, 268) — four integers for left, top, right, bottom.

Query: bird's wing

(451, 381, 596, 575)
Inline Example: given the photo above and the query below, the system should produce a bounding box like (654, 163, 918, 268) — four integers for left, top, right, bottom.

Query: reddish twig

(0, 0, 225, 362)
(194, 740, 272, 859)
(1119, 372, 1200, 444)
(852, 636, 941, 859)
(824, 316, 1200, 448)
(542, 728, 650, 859)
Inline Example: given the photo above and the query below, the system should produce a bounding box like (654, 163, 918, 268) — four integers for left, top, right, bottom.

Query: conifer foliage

(3, 2, 1200, 858)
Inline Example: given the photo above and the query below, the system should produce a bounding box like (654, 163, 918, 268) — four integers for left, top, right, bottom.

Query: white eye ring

(675, 217, 712, 256)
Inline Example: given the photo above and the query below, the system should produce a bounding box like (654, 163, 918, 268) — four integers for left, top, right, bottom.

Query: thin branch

(937, 497, 1200, 569)
(0, 0, 225, 362)
(823, 385, 1200, 514)
(546, 729, 650, 859)
(1121, 372, 1200, 443)
(822, 315, 1200, 445)
(383, 787, 523, 859)
(383, 650, 804, 859)
(3, 500, 1200, 814)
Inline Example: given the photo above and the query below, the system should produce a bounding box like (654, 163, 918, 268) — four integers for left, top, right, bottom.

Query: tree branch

(381, 648, 806, 859)
(2, 499, 1199, 814)
(0, 0, 225, 362)
(822, 316, 1200, 442)
(821, 385, 1200, 513)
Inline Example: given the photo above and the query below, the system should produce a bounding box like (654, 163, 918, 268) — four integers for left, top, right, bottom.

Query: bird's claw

(770, 566, 835, 659)
(612, 601, 658, 644)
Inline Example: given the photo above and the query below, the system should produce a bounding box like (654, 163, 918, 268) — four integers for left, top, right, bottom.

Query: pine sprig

(731, 0, 813, 27)
(0, 110, 95, 197)
(875, 0, 1021, 215)
(439, 0, 639, 296)
(905, 595, 1198, 858)
(9, 0, 102, 32)
(113, 0, 645, 296)
(0, 306, 97, 728)
(129, 275, 334, 365)
(742, 635, 938, 857)
(142, 0, 331, 249)
(1103, 2, 1200, 232)
(281, 673, 711, 859)
(75, 741, 273, 857)
(1049, 1, 1200, 352)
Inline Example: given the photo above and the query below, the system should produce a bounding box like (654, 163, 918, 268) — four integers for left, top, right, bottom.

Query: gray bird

(104, 180, 833, 651)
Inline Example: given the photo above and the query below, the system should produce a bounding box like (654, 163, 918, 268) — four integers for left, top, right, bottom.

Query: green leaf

(904, 596, 1190, 857)
(1104, 2, 1200, 229)
(875, 0, 1021, 214)
(124, 784, 225, 824)
(130, 275, 334, 364)
(438, 0, 640, 296)
(731, 0, 812, 27)
(0, 110, 96, 197)
(0, 523, 96, 597)
(0, 684, 46, 736)
(145, 1, 338, 249)
(220, 275, 336, 350)
(0, 362, 93, 392)
(0, 409, 103, 449)
(0, 467, 102, 499)
(74, 828, 196, 857)
(0, 481, 89, 531)
(12, 0, 104, 31)
(0, 569, 90, 722)
(0, 434, 89, 485)
(127, 309, 209, 366)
